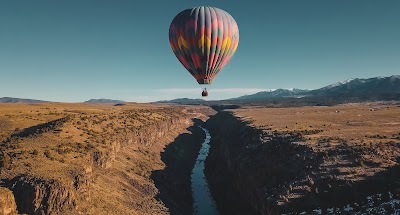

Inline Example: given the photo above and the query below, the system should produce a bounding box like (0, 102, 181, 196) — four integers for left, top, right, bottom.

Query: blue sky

(1, 0, 399, 102)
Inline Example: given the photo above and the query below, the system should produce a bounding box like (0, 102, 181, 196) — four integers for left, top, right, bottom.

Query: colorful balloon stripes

(169, 6, 239, 85)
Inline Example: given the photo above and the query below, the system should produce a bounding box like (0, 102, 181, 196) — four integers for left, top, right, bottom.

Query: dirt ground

(234, 103, 400, 146)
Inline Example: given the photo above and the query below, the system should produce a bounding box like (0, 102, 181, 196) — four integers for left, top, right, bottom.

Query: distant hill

(84, 99, 126, 104)
(0, 97, 48, 103)
(156, 98, 206, 104)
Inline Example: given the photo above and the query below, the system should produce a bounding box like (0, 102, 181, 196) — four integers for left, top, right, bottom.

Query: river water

(191, 126, 219, 215)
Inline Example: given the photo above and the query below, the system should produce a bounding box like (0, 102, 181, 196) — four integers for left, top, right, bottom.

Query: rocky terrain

(0, 187, 17, 215)
(0, 103, 215, 215)
(205, 103, 400, 214)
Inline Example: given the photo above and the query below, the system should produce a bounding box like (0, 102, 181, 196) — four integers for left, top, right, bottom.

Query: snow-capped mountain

(233, 88, 310, 100)
(308, 75, 400, 96)
(230, 75, 400, 101)
(323, 78, 357, 89)
(155, 75, 400, 104)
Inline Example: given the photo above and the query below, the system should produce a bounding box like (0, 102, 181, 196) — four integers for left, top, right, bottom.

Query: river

(191, 126, 219, 215)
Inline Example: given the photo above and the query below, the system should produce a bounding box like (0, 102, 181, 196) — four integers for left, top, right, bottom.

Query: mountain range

(84, 99, 126, 104)
(0, 97, 49, 103)
(0, 98, 126, 104)
(234, 75, 400, 101)
(233, 88, 310, 100)
(308, 75, 400, 96)
(1, 75, 399, 105)
(158, 75, 400, 105)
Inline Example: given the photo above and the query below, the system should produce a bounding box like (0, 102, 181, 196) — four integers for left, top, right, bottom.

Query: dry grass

(0, 103, 179, 178)
(234, 103, 400, 146)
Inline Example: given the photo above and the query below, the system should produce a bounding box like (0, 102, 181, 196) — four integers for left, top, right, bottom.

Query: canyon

(204, 103, 400, 214)
(1, 102, 400, 214)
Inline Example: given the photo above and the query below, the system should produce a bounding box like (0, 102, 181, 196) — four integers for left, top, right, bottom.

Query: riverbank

(204, 105, 400, 214)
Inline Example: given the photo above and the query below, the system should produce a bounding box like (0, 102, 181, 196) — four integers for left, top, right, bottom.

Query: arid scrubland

(0, 103, 214, 215)
(235, 103, 400, 145)
(234, 103, 400, 180)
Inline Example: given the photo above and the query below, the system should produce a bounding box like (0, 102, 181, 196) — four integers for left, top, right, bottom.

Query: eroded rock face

(0, 187, 17, 215)
(73, 165, 92, 201)
(92, 117, 191, 170)
(205, 111, 319, 214)
(92, 140, 121, 169)
(9, 175, 76, 215)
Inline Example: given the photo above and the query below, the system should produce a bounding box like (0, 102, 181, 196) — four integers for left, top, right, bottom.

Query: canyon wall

(205, 111, 319, 214)
(204, 110, 400, 214)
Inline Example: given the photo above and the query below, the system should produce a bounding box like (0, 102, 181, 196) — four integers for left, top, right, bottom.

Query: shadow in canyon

(151, 118, 205, 215)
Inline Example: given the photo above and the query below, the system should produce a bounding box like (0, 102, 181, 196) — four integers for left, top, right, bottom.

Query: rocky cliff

(0, 187, 18, 215)
(205, 111, 320, 214)
(8, 175, 75, 215)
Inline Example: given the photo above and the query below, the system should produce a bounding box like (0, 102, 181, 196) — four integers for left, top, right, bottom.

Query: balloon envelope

(169, 6, 239, 85)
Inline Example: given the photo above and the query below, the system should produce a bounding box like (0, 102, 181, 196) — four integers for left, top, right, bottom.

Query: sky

(0, 0, 399, 102)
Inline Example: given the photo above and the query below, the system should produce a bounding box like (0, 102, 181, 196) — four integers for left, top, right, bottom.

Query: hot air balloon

(169, 6, 239, 96)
